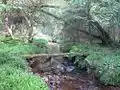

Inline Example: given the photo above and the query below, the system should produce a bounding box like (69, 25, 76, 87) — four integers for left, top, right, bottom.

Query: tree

(0, 0, 61, 41)
(2, 0, 7, 4)
(61, 0, 120, 46)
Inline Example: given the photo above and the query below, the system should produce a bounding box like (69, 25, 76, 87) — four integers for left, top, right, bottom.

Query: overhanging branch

(22, 2, 114, 45)
(78, 29, 101, 39)
(40, 9, 62, 20)
(39, 10, 102, 40)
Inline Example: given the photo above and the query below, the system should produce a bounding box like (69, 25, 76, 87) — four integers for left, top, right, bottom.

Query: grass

(69, 43, 120, 85)
(0, 66, 48, 90)
(0, 36, 49, 90)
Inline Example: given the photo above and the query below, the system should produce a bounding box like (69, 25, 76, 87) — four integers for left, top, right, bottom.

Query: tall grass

(0, 36, 49, 90)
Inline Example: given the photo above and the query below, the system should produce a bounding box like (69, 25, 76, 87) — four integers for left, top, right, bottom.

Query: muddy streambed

(27, 55, 120, 90)
(37, 71, 120, 90)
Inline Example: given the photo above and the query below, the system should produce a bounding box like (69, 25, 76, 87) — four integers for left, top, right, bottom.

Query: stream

(27, 42, 120, 90)
(38, 68, 120, 90)
(27, 56, 120, 90)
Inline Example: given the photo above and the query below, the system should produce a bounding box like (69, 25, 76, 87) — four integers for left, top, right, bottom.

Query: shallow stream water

(29, 61, 120, 90)
(37, 70, 120, 90)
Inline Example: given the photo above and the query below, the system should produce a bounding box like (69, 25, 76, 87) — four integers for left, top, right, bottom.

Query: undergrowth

(0, 36, 49, 90)
(69, 43, 120, 85)
(0, 66, 48, 90)
(32, 38, 48, 53)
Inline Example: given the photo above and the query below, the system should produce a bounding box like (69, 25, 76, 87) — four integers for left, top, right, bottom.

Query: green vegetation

(62, 0, 120, 85)
(0, 36, 49, 90)
(1, 0, 120, 87)
(69, 43, 120, 85)
(32, 38, 48, 53)
(0, 66, 48, 90)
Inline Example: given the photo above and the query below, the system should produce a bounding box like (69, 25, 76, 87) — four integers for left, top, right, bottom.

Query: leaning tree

(61, 0, 120, 46)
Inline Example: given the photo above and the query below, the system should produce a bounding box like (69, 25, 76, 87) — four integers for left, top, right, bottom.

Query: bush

(96, 54, 120, 85)
(60, 42, 78, 52)
(32, 38, 48, 53)
(32, 38, 48, 45)
(69, 43, 120, 85)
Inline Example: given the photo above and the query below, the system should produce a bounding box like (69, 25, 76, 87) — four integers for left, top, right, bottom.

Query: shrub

(69, 43, 120, 85)
(32, 38, 48, 53)
(32, 38, 48, 45)
(96, 54, 120, 85)
(60, 42, 78, 52)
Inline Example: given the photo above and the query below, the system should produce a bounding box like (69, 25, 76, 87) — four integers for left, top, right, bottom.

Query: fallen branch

(24, 53, 89, 58)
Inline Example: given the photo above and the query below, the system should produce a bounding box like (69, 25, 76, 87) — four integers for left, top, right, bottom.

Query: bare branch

(40, 9, 62, 20)
(40, 5, 60, 8)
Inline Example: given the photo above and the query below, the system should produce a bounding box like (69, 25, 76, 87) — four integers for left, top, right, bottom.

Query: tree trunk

(2, 0, 7, 4)
(28, 25, 33, 43)
(90, 21, 113, 45)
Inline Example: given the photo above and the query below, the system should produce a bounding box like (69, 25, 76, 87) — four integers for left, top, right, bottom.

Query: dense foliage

(0, 36, 49, 90)
(1, 0, 120, 87)
(61, 0, 120, 44)
(64, 0, 120, 85)
(69, 43, 120, 85)
(71, 0, 120, 28)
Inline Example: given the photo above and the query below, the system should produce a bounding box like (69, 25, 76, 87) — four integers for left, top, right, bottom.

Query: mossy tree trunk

(90, 21, 113, 45)
(2, 0, 7, 4)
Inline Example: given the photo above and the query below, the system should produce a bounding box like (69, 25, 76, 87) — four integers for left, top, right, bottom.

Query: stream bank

(26, 53, 120, 90)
